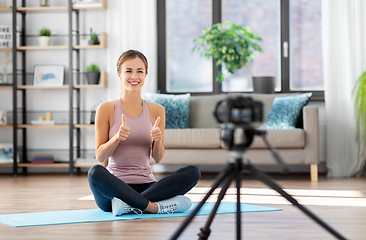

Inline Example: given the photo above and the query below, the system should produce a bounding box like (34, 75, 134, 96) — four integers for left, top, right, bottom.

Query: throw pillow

(144, 93, 190, 129)
(260, 92, 312, 129)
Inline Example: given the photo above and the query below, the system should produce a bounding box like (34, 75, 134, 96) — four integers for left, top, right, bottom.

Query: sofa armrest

(303, 106, 319, 164)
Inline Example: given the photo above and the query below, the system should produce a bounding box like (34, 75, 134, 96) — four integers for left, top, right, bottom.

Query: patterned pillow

(261, 92, 312, 129)
(144, 93, 190, 129)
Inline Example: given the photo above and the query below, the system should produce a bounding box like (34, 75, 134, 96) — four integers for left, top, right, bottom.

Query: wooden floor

(0, 171, 365, 240)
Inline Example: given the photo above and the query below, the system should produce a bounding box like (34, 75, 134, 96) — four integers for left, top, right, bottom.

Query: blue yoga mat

(0, 202, 281, 228)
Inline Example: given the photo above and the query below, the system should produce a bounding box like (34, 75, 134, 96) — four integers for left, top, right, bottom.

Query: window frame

(157, 0, 324, 100)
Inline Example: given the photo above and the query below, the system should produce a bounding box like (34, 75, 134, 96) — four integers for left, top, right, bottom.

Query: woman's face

(119, 57, 147, 92)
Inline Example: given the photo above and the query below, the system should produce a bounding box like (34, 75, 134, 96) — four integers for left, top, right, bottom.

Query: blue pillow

(261, 92, 312, 129)
(144, 93, 190, 129)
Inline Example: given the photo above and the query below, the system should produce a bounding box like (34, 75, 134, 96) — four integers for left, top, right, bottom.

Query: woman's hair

(116, 49, 148, 75)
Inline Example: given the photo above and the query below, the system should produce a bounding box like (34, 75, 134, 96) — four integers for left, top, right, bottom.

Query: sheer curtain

(322, 0, 366, 177)
(105, 0, 158, 100)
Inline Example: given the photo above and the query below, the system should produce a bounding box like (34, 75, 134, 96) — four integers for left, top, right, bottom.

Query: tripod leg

(169, 161, 235, 240)
(246, 162, 347, 240)
(198, 172, 235, 240)
(235, 158, 242, 240)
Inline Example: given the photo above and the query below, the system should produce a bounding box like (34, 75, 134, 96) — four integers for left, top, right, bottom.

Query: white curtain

(105, 0, 158, 100)
(322, 0, 366, 177)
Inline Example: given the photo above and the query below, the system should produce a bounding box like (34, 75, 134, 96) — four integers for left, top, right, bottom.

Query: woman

(88, 50, 201, 216)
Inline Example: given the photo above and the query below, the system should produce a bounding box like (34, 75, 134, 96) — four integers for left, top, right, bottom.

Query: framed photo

(0, 143, 18, 163)
(0, 111, 7, 125)
(33, 65, 64, 86)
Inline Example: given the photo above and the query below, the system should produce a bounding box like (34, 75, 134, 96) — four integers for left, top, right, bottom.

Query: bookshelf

(5, 0, 107, 175)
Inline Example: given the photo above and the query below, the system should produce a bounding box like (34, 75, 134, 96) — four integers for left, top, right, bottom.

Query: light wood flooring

(0, 171, 365, 240)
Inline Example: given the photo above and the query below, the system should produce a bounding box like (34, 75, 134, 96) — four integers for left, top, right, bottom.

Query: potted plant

(38, 28, 51, 47)
(85, 63, 100, 85)
(193, 21, 275, 93)
(88, 28, 100, 45)
(353, 70, 366, 148)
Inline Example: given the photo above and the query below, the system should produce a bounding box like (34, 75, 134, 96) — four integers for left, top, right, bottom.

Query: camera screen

(231, 108, 252, 123)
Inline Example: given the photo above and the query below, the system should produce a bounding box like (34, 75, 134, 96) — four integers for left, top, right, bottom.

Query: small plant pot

(88, 40, 100, 45)
(38, 36, 50, 47)
(86, 72, 100, 85)
(252, 76, 276, 94)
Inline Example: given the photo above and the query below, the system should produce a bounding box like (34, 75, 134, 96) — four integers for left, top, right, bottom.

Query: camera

(213, 95, 264, 125)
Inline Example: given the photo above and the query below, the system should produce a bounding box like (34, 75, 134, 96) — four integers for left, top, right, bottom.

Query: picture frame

(33, 65, 64, 86)
(0, 143, 18, 163)
(0, 110, 7, 125)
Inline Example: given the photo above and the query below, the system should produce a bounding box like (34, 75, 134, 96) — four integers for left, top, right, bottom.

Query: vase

(86, 72, 100, 85)
(252, 76, 276, 94)
(40, 0, 49, 7)
(38, 36, 50, 47)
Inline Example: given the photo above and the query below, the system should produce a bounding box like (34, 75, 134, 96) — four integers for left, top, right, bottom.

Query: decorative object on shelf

(0, 143, 16, 163)
(73, 0, 102, 8)
(32, 154, 54, 164)
(85, 63, 100, 84)
(40, 0, 49, 7)
(33, 65, 64, 86)
(193, 21, 275, 93)
(45, 112, 52, 121)
(0, 25, 20, 48)
(90, 98, 104, 124)
(0, 0, 6, 8)
(38, 28, 51, 47)
(0, 51, 12, 84)
(88, 28, 100, 45)
(31, 120, 55, 125)
(0, 110, 7, 125)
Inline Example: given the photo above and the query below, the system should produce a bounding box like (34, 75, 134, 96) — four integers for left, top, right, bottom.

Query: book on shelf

(31, 120, 55, 125)
(73, 1, 102, 8)
(32, 155, 55, 164)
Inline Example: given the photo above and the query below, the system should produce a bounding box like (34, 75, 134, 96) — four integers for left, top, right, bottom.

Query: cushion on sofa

(144, 93, 190, 129)
(261, 92, 312, 129)
(164, 128, 222, 148)
(221, 128, 305, 149)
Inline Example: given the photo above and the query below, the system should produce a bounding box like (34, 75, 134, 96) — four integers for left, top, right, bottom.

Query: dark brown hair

(116, 49, 148, 75)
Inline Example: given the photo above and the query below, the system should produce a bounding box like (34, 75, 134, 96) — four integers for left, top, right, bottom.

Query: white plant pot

(38, 36, 51, 47)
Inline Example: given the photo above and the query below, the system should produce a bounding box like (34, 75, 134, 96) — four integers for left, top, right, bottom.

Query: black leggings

(88, 164, 201, 212)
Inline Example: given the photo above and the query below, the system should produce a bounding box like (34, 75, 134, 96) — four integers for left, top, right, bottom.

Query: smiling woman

(87, 49, 201, 217)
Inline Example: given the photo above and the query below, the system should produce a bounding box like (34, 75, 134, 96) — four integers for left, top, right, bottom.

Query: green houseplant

(85, 63, 100, 85)
(353, 71, 366, 147)
(38, 28, 51, 46)
(193, 21, 275, 93)
(88, 28, 100, 45)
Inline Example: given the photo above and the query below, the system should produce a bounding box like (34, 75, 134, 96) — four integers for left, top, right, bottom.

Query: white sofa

(152, 93, 319, 182)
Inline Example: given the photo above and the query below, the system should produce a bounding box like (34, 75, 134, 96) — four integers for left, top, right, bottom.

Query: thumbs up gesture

(151, 117, 162, 142)
(116, 114, 130, 141)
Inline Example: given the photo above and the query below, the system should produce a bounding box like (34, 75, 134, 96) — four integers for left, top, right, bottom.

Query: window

(289, 0, 323, 90)
(157, 0, 324, 99)
(222, 0, 280, 92)
(166, 0, 212, 92)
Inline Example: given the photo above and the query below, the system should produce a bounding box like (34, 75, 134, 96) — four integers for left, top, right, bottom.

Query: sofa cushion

(261, 93, 312, 129)
(144, 93, 190, 129)
(221, 128, 305, 149)
(189, 94, 226, 129)
(164, 128, 222, 148)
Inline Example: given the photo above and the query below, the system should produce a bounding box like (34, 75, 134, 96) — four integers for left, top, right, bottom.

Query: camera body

(213, 96, 263, 125)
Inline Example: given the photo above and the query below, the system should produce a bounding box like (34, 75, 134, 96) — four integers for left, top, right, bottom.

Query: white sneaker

(111, 197, 142, 216)
(157, 195, 192, 214)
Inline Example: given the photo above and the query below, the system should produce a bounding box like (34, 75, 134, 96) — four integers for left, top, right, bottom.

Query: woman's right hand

(116, 114, 130, 141)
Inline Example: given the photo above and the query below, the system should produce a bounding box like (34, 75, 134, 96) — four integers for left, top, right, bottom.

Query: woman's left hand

(151, 117, 162, 142)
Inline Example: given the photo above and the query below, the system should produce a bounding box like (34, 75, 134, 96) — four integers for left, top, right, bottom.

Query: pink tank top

(107, 98, 155, 184)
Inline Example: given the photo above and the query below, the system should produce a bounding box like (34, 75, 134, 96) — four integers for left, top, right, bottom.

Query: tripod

(170, 124, 347, 240)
